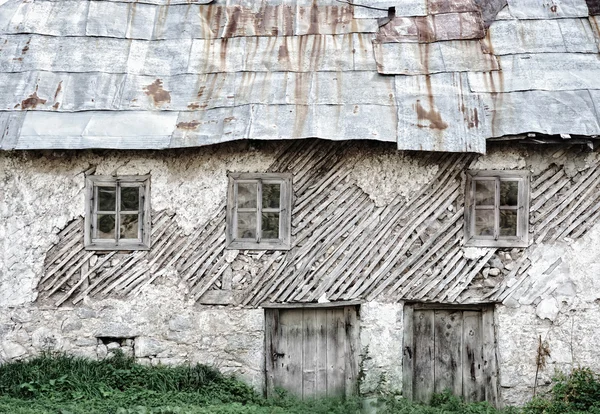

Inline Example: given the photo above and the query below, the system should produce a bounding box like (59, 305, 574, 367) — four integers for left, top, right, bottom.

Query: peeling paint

(21, 91, 47, 110)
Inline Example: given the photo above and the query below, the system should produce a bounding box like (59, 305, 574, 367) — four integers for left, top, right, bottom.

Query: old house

(2, 0, 600, 408)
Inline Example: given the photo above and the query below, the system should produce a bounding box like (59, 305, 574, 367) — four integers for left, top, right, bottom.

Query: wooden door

(265, 306, 359, 399)
(402, 304, 498, 405)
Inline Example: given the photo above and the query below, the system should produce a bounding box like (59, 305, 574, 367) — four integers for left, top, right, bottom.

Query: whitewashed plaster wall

(1, 142, 600, 407)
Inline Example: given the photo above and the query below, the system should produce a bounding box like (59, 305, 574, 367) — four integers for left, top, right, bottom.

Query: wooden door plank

(315, 309, 328, 397)
(434, 310, 463, 397)
(345, 306, 360, 398)
(462, 310, 484, 403)
(402, 304, 414, 400)
(482, 308, 499, 406)
(302, 309, 317, 399)
(413, 309, 435, 403)
(265, 309, 279, 398)
(326, 308, 345, 396)
(281, 309, 305, 398)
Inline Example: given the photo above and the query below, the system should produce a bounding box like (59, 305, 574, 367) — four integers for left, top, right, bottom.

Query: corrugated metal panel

(468, 53, 600, 93)
(507, 0, 589, 18)
(2, 0, 600, 153)
(485, 18, 597, 55)
(395, 72, 488, 153)
(374, 40, 499, 75)
(482, 90, 600, 138)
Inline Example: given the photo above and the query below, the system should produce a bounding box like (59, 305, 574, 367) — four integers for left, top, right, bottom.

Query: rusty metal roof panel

(468, 53, 600, 93)
(483, 90, 600, 138)
(3, 0, 600, 153)
(374, 40, 499, 75)
(486, 18, 598, 55)
(395, 72, 488, 152)
(506, 0, 589, 18)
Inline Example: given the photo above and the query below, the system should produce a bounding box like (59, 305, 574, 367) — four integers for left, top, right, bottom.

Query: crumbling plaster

(1, 142, 600, 407)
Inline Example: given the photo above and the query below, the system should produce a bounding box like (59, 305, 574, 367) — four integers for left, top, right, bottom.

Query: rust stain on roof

(143, 79, 171, 106)
(187, 102, 200, 110)
(176, 120, 200, 130)
(54, 81, 63, 101)
(21, 90, 47, 110)
(52, 102, 60, 110)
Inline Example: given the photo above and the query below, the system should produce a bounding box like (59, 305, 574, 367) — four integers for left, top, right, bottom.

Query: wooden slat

(413, 309, 435, 403)
(481, 308, 499, 405)
(265, 309, 278, 398)
(344, 306, 359, 398)
(462, 311, 484, 403)
(302, 309, 317, 399)
(315, 310, 328, 397)
(326, 308, 345, 396)
(402, 304, 414, 400)
(283, 309, 305, 398)
(434, 310, 463, 396)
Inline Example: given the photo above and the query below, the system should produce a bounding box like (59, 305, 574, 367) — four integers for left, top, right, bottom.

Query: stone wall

(0, 284, 265, 390)
(2, 141, 600, 406)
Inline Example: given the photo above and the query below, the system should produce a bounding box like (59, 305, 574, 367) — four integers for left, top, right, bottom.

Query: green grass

(1, 353, 600, 413)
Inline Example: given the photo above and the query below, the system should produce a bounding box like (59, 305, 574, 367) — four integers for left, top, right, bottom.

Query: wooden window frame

(84, 175, 151, 251)
(464, 170, 530, 248)
(226, 172, 292, 250)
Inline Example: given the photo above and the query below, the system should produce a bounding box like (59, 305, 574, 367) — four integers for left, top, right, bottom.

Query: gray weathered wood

(434, 310, 463, 396)
(402, 304, 414, 400)
(481, 308, 499, 405)
(462, 310, 484, 403)
(413, 309, 435, 403)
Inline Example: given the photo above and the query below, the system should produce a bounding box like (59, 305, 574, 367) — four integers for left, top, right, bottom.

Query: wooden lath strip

(176, 210, 225, 274)
(44, 219, 83, 266)
(531, 168, 565, 200)
(531, 165, 561, 191)
(272, 193, 372, 303)
(41, 238, 85, 285)
(535, 166, 600, 242)
(431, 258, 469, 302)
(184, 232, 226, 286)
(445, 249, 496, 302)
(570, 203, 600, 239)
(378, 212, 464, 301)
(394, 226, 465, 300)
(550, 183, 600, 242)
(330, 156, 467, 300)
(54, 252, 116, 306)
(355, 185, 462, 301)
(304, 205, 384, 302)
(533, 166, 596, 225)
(378, 192, 463, 300)
(409, 243, 462, 301)
(42, 249, 90, 292)
(241, 251, 283, 306)
(287, 201, 377, 302)
(250, 189, 367, 305)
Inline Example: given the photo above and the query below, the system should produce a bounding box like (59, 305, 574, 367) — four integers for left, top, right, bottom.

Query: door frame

(263, 302, 361, 398)
(402, 302, 499, 405)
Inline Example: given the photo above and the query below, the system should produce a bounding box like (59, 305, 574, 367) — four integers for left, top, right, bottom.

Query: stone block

(135, 336, 167, 357)
(1, 341, 28, 359)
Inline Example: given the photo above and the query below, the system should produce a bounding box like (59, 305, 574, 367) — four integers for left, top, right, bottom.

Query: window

(84, 175, 151, 250)
(226, 173, 292, 250)
(464, 170, 530, 247)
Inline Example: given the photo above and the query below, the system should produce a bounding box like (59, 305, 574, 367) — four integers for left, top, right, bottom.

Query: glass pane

(500, 181, 519, 206)
(96, 214, 116, 239)
(237, 212, 257, 239)
(500, 210, 518, 236)
(262, 184, 281, 209)
(121, 187, 140, 211)
(262, 212, 280, 239)
(120, 214, 139, 239)
(474, 210, 495, 236)
(475, 180, 495, 206)
(237, 183, 257, 208)
(97, 186, 116, 211)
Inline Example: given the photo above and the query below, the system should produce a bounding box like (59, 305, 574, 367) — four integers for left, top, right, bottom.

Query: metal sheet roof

(1, 0, 600, 153)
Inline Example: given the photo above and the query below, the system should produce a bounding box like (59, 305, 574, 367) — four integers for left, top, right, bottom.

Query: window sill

(464, 238, 529, 248)
(85, 243, 151, 251)
(227, 240, 291, 251)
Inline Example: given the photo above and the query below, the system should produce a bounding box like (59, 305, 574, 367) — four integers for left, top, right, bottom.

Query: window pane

(262, 212, 280, 239)
(238, 183, 257, 208)
(500, 210, 518, 236)
(475, 180, 495, 206)
(262, 184, 281, 209)
(121, 187, 140, 211)
(97, 186, 116, 211)
(237, 212, 257, 239)
(474, 210, 495, 236)
(500, 181, 519, 206)
(120, 214, 139, 239)
(96, 214, 116, 239)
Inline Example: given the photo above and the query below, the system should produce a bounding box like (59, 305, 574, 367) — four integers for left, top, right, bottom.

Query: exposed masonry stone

(2, 143, 600, 406)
